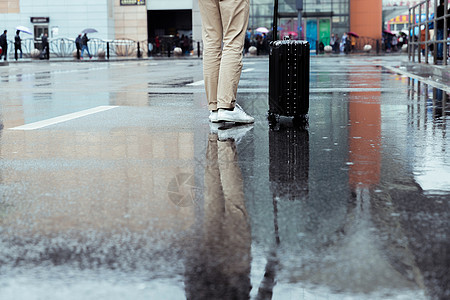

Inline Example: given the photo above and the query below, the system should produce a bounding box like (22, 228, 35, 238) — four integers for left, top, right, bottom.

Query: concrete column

(192, 0, 202, 56)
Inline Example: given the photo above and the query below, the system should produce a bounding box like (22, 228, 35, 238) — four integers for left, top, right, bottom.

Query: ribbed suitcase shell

(269, 40, 310, 117)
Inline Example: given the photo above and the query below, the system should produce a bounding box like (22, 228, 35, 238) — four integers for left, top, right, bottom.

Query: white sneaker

(209, 111, 219, 123)
(218, 123, 253, 143)
(217, 104, 254, 124)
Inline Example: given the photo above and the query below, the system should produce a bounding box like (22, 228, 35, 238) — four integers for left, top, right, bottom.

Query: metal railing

(409, 0, 449, 65)
(312, 36, 383, 54)
(1, 37, 159, 59)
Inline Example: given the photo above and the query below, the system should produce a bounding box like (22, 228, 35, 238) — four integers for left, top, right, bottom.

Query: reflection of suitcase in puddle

(269, 126, 309, 201)
(269, 0, 310, 121)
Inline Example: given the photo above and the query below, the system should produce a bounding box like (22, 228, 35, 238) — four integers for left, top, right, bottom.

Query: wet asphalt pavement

(0, 55, 449, 299)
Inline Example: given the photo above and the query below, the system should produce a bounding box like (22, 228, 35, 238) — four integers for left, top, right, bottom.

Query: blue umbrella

(81, 28, 98, 34)
(16, 26, 32, 35)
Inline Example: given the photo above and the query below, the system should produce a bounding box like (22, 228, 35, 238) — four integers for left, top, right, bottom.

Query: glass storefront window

(247, 0, 350, 51)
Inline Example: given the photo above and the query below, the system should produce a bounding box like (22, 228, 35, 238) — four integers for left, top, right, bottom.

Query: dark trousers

(76, 47, 81, 59)
(15, 45, 22, 60)
(43, 43, 49, 59)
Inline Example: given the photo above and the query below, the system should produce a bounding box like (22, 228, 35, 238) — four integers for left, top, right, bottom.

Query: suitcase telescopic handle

(273, 0, 278, 42)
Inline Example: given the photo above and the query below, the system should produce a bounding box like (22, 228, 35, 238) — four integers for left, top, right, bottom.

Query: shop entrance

(33, 25, 48, 50)
(305, 18, 331, 51)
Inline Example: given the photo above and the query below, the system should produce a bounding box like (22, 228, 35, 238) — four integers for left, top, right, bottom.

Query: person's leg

(81, 45, 85, 58)
(15, 46, 18, 60)
(217, 0, 249, 109)
(198, 0, 222, 111)
(87, 47, 92, 58)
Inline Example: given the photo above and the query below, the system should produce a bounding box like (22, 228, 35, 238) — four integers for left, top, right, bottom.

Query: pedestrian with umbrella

(14, 26, 32, 60)
(0, 30, 8, 61)
(81, 33, 92, 59)
(341, 32, 351, 54)
(75, 34, 82, 60)
(14, 30, 22, 60)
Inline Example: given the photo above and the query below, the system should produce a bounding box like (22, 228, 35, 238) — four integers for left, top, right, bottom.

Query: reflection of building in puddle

(276, 68, 428, 296)
(0, 92, 25, 129)
(147, 93, 195, 107)
(33, 71, 52, 88)
(406, 79, 450, 195)
(348, 70, 381, 189)
(110, 83, 151, 106)
(0, 129, 196, 236)
(407, 78, 450, 121)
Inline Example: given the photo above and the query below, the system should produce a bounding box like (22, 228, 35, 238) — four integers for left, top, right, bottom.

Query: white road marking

(242, 68, 255, 73)
(187, 80, 205, 86)
(10, 106, 119, 131)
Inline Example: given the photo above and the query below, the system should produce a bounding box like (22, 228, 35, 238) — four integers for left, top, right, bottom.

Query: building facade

(0, 0, 381, 54)
(0, 0, 147, 42)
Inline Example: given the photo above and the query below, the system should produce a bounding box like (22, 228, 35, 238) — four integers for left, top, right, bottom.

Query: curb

(402, 61, 450, 84)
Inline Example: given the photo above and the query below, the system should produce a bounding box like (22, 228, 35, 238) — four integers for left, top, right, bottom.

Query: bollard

(316, 41, 319, 55)
(107, 42, 110, 60)
(137, 42, 141, 58)
(197, 41, 200, 58)
(376, 40, 380, 54)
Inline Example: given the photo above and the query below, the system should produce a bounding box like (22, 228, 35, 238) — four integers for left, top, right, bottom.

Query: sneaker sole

(217, 117, 254, 124)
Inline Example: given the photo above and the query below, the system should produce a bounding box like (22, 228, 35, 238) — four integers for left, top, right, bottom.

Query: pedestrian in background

(256, 34, 263, 55)
(75, 34, 82, 60)
(199, 0, 254, 124)
(41, 33, 49, 59)
(330, 34, 336, 51)
(182, 35, 190, 54)
(0, 30, 8, 61)
(436, 0, 446, 60)
(14, 30, 22, 61)
(81, 33, 92, 59)
(244, 28, 251, 54)
(341, 32, 349, 54)
(155, 35, 161, 55)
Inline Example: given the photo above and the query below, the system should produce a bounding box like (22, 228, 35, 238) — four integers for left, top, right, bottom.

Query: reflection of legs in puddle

(185, 134, 251, 299)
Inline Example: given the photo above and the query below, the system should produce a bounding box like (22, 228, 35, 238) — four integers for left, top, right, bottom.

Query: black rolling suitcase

(269, 0, 310, 119)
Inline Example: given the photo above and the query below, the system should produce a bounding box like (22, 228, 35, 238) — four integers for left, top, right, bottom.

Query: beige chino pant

(199, 0, 249, 110)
